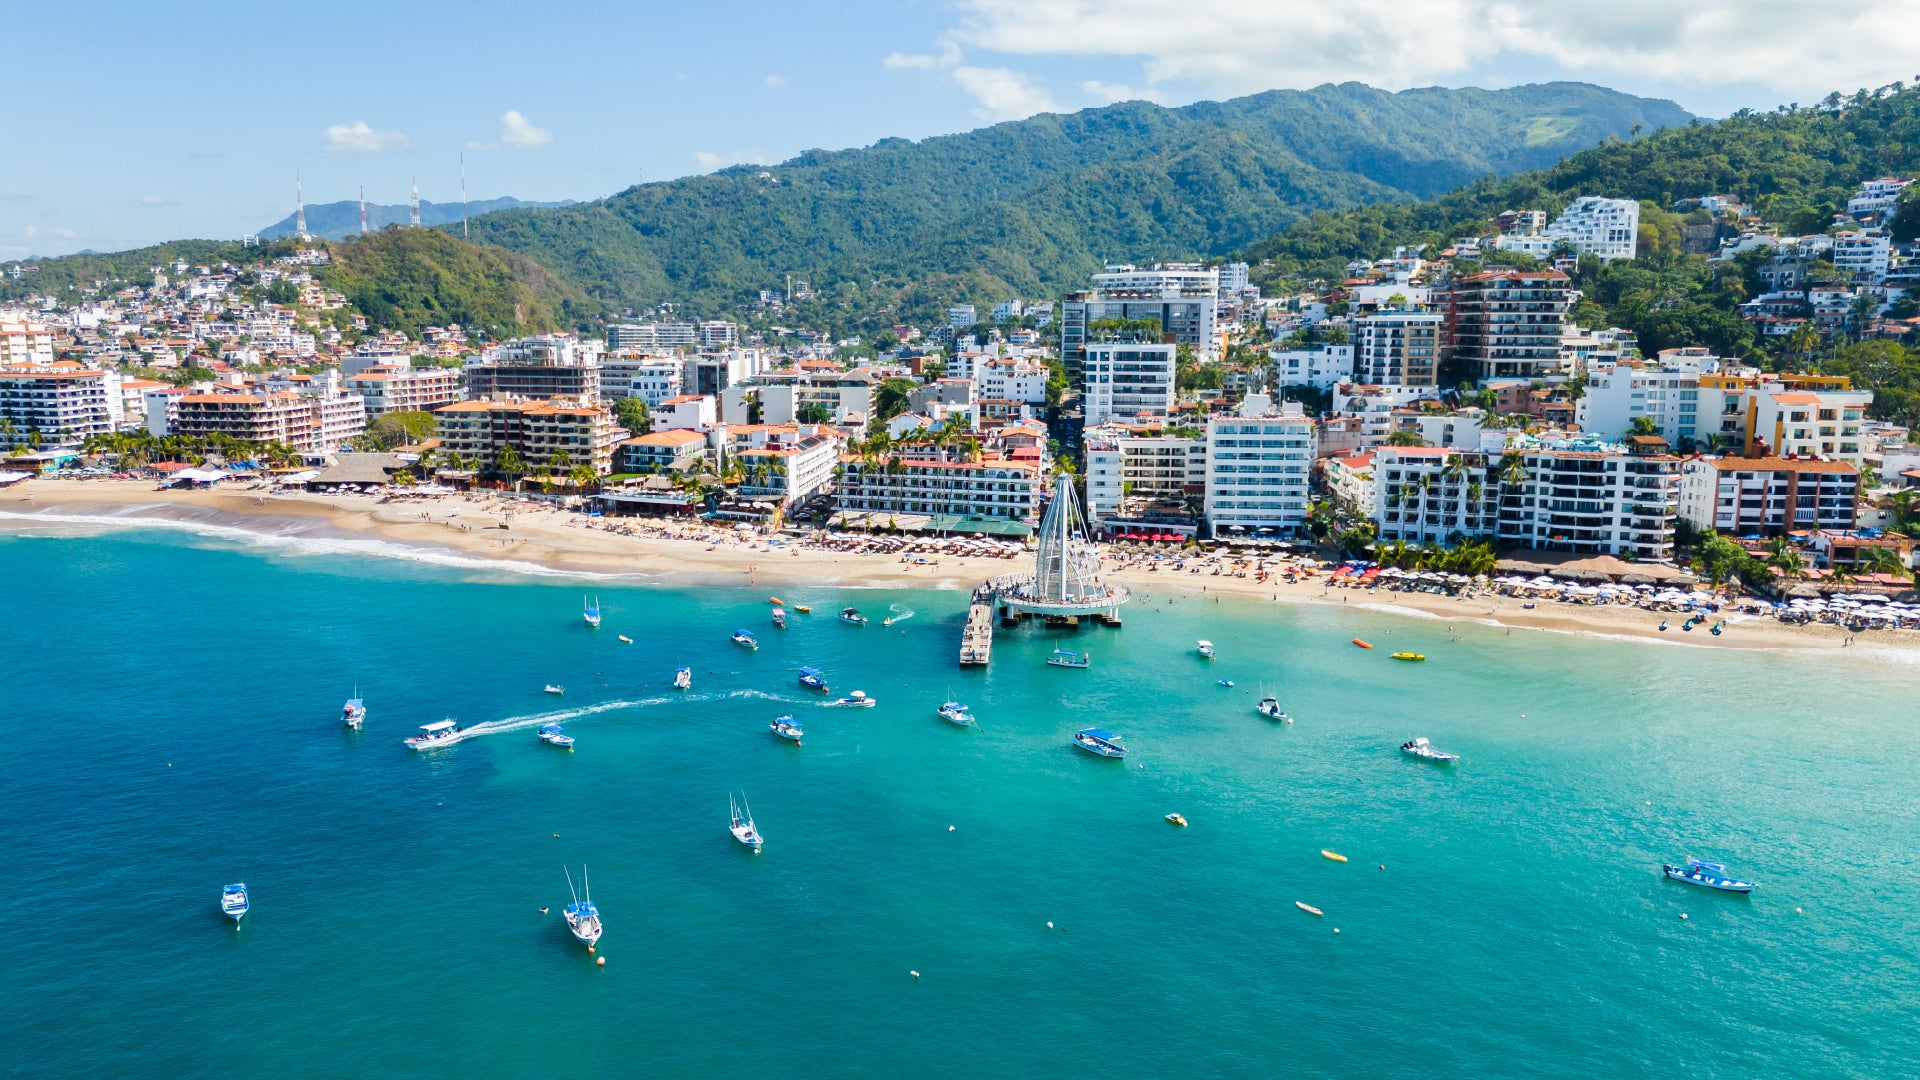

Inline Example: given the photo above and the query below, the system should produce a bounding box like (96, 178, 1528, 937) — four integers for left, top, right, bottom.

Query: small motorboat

(1295, 901, 1324, 917)
(563, 867, 601, 949)
(798, 667, 830, 693)
(405, 719, 470, 751)
(673, 666, 692, 690)
(1400, 737, 1459, 763)
(1658, 621, 1669, 632)
(1196, 639, 1216, 659)
(544, 684, 566, 695)
(221, 883, 249, 924)
(1165, 813, 1188, 827)
(829, 691, 876, 708)
(772, 608, 787, 629)
(1663, 857, 1755, 893)
(1046, 649, 1090, 669)
(341, 691, 366, 730)
(1072, 728, 1128, 758)
(583, 595, 601, 628)
(1322, 850, 1347, 863)
(794, 605, 812, 614)
(1256, 697, 1292, 723)
(537, 723, 575, 749)
(937, 702, 976, 727)
(618, 634, 633, 643)
(1352, 638, 1374, 649)
(838, 607, 868, 626)
(1217, 678, 1235, 687)
(729, 792, 763, 853)
(769, 717, 804, 743)
(1390, 652, 1425, 662)
(731, 628, 759, 650)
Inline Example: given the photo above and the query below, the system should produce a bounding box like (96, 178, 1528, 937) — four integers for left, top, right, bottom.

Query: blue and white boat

(729, 792, 763, 852)
(798, 667, 830, 693)
(673, 666, 692, 690)
(829, 690, 876, 708)
(1663, 857, 1755, 893)
(1256, 696, 1292, 723)
(1197, 639, 1216, 659)
(1400, 737, 1458, 763)
(731, 628, 759, 650)
(838, 607, 868, 626)
(583, 595, 601, 628)
(1046, 649, 1090, 669)
(770, 716, 804, 743)
(937, 702, 976, 727)
(220, 883, 249, 924)
(1072, 728, 1128, 758)
(1217, 678, 1235, 687)
(342, 689, 365, 730)
(405, 719, 470, 751)
(537, 723, 575, 749)
(563, 866, 602, 949)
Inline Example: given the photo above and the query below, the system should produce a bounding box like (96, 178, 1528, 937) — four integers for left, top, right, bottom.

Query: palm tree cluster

(1369, 537, 1500, 576)
(79, 430, 302, 469)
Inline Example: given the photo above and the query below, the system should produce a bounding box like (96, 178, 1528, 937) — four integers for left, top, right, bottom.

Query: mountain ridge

(258, 196, 576, 241)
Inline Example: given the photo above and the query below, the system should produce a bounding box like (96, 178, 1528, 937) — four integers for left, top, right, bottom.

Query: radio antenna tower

(359, 185, 368, 235)
(460, 153, 469, 238)
(410, 175, 421, 228)
(295, 172, 308, 240)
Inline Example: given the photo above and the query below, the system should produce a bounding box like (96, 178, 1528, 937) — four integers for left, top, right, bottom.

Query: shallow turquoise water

(3, 528, 1918, 1077)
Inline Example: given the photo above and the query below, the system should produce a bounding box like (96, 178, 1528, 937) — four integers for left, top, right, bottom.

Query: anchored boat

(673, 666, 692, 690)
(1256, 697, 1292, 723)
(537, 723, 575, 749)
(772, 607, 787, 629)
(220, 883, 249, 924)
(731, 628, 759, 650)
(1400, 737, 1458, 763)
(937, 702, 976, 727)
(341, 690, 365, 730)
(798, 667, 830, 693)
(838, 607, 868, 626)
(1663, 857, 1755, 893)
(583, 595, 601, 628)
(544, 684, 566, 695)
(729, 792, 763, 853)
(563, 866, 602, 949)
(1046, 649, 1091, 669)
(1196, 639, 1216, 659)
(1072, 728, 1128, 758)
(769, 717, 804, 743)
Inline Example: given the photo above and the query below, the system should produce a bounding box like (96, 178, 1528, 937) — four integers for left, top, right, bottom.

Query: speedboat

(729, 792, 763, 852)
(937, 702, 976, 727)
(342, 691, 365, 730)
(1400, 737, 1458, 763)
(405, 719, 470, 751)
(1663, 857, 1755, 893)
(798, 667, 830, 693)
(838, 607, 867, 626)
(537, 723, 575, 748)
(1046, 649, 1090, 669)
(544, 684, 566, 695)
(673, 666, 692, 690)
(220, 883, 249, 923)
(1256, 697, 1292, 723)
(583, 595, 601, 628)
(830, 691, 876, 708)
(1196, 640, 1216, 659)
(1217, 678, 1235, 687)
(563, 866, 602, 949)
(731, 628, 759, 650)
(1390, 652, 1425, 662)
(769, 716, 804, 743)
(772, 608, 787, 629)
(1072, 728, 1128, 758)
(1165, 813, 1188, 827)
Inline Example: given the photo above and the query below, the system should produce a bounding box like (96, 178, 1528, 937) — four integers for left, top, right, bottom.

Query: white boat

(563, 866, 602, 949)
(1046, 649, 1090, 669)
(220, 883, 249, 923)
(1663, 857, 1755, 893)
(1196, 639, 1216, 659)
(937, 701, 976, 727)
(405, 719, 470, 751)
(341, 689, 365, 730)
(537, 723, 575, 748)
(1072, 728, 1128, 758)
(731, 628, 759, 650)
(544, 684, 565, 696)
(1400, 737, 1459, 763)
(583, 595, 601, 628)
(772, 608, 787, 629)
(830, 691, 876, 708)
(838, 607, 868, 626)
(729, 792, 763, 852)
(673, 666, 692, 690)
(1256, 697, 1292, 723)
(769, 716, 804, 742)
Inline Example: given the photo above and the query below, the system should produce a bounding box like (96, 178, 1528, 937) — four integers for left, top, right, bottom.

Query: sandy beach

(4, 476, 1912, 655)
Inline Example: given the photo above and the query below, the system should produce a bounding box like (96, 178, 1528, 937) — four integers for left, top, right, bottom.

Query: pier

(959, 581, 998, 666)
(956, 477, 1128, 666)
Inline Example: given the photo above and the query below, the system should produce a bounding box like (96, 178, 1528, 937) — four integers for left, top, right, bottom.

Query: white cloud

(765, 74, 788, 90)
(324, 121, 414, 153)
(951, 66, 1060, 121)
(1081, 80, 1164, 105)
(885, 41, 963, 71)
(692, 150, 772, 171)
(468, 110, 554, 152)
(941, 0, 1920, 102)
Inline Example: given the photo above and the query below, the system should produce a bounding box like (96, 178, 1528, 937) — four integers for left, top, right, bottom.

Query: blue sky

(9, 0, 1917, 260)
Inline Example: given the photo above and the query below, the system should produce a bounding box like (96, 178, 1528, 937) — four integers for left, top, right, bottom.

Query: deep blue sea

(3, 523, 1918, 1078)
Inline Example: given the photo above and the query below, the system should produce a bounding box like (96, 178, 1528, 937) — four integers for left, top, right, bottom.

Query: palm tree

(495, 445, 526, 489)
(1786, 322, 1820, 368)
(1767, 536, 1805, 584)
(1856, 545, 1909, 581)
(1498, 451, 1528, 488)
(570, 464, 599, 493)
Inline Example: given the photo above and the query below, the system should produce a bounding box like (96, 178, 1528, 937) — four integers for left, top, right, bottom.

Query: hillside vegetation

(316, 227, 585, 339)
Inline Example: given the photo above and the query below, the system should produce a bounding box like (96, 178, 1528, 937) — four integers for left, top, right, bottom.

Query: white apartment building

(1083, 341, 1176, 425)
(600, 357, 683, 407)
(1577, 350, 1721, 446)
(1373, 447, 1501, 544)
(836, 447, 1042, 525)
(1204, 393, 1315, 535)
(0, 319, 57, 366)
(0, 368, 113, 447)
(947, 305, 978, 329)
(1678, 456, 1859, 537)
(1746, 388, 1872, 463)
(1269, 344, 1353, 390)
(697, 321, 740, 349)
(1495, 441, 1679, 560)
(1093, 264, 1220, 297)
(1831, 232, 1892, 284)
(434, 398, 620, 475)
(1847, 178, 1912, 217)
(991, 300, 1024, 322)
(975, 357, 1050, 404)
(734, 428, 843, 509)
(1083, 425, 1207, 534)
(607, 323, 697, 350)
(172, 388, 366, 453)
(1496, 196, 1640, 261)
(652, 394, 717, 432)
(344, 365, 462, 418)
(1218, 262, 1250, 293)
(1354, 311, 1443, 387)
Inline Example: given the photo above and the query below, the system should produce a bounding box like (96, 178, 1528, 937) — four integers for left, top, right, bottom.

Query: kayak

(1321, 850, 1347, 863)
(1296, 901, 1324, 917)
(1352, 639, 1374, 649)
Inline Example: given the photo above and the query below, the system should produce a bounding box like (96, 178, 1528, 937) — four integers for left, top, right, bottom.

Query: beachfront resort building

(1083, 424, 1207, 538)
(434, 397, 620, 476)
(836, 443, 1044, 530)
(1493, 437, 1680, 560)
(344, 365, 462, 418)
(0, 367, 114, 448)
(1372, 446, 1501, 545)
(1204, 393, 1316, 535)
(1695, 373, 1872, 464)
(617, 429, 711, 476)
(172, 387, 367, 453)
(1677, 456, 1860, 537)
(1082, 341, 1177, 425)
(733, 427, 843, 510)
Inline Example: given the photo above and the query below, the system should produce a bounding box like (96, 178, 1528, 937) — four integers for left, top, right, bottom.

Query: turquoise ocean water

(3, 524, 1919, 1077)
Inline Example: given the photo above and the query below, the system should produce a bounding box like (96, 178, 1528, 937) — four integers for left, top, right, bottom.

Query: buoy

(588, 945, 595, 953)
(1378, 864, 1385, 870)
(1796, 907, 1803, 914)
(948, 825, 955, 832)
(597, 956, 606, 967)
(1333, 928, 1340, 934)
(910, 970, 920, 980)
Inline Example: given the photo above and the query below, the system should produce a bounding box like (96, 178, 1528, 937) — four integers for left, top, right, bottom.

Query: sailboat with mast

(728, 792, 763, 853)
(583, 596, 601, 628)
(341, 687, 365, 730)
(563, 866, 602, 950)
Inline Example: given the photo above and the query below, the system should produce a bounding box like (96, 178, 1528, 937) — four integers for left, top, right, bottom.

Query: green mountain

(461, 82, 1691, 326)
(257, 196, 577, 242)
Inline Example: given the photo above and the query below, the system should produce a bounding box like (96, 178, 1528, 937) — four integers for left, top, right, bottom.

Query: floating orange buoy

(597, 956, 606, 966)
(1352, 639, 1374, 649)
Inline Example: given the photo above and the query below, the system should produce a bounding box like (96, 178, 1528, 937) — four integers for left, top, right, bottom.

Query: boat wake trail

(882, 603, 916, 626)
(458, 688, 801, 739)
